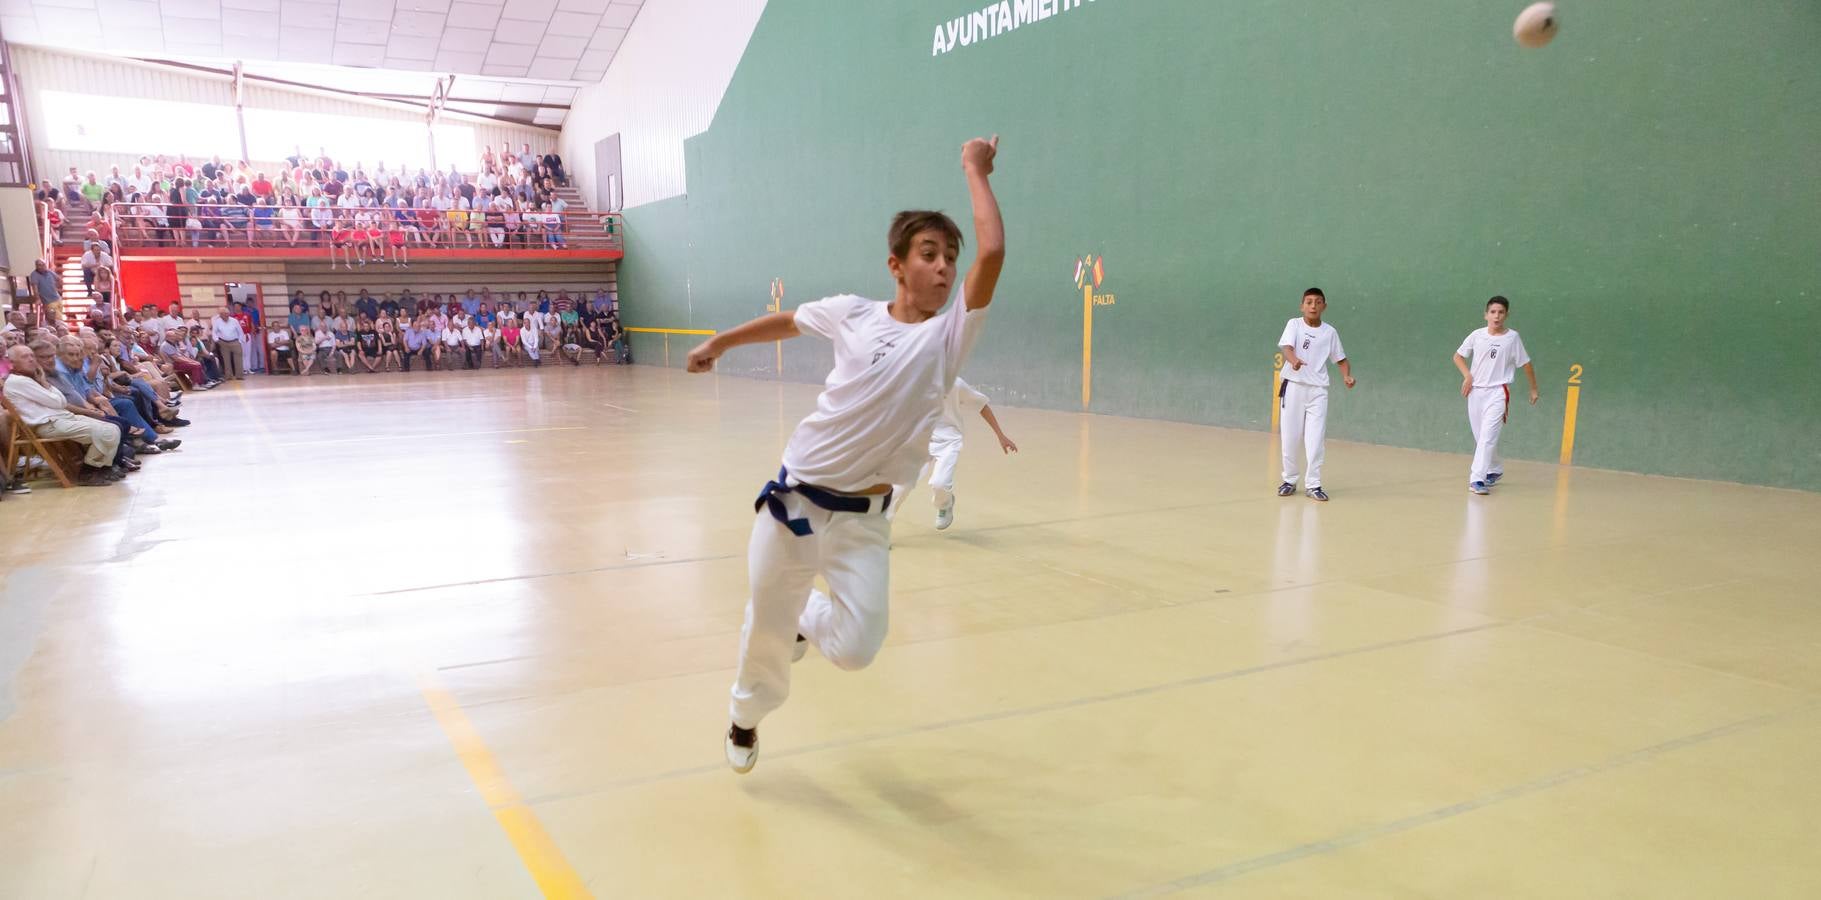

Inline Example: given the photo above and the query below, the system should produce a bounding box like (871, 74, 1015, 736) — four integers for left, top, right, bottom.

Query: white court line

(277, 426, 585, 447)
(1108, 703, 1820, 898)
(601, 402, 639, 413)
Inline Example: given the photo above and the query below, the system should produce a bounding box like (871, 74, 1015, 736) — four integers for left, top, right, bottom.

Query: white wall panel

(558, 0, 767, 210)
(11, 45, 558, 182)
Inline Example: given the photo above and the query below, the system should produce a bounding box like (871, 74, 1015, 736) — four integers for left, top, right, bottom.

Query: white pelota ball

(1514, 2, 1560, 48)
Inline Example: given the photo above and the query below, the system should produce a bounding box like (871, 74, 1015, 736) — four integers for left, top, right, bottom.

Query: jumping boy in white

(1453, 295, 1538, 495)
(686, 136, 1004, 773)
(887, 376, 1018, 530)
(1276, 287, 1354, 502)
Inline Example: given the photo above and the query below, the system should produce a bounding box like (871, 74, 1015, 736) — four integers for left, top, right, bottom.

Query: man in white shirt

(211, 309, 246, 380)
(887, 377, 1018, 530)
(4, 345, 124, 485)
(685, 136, 1004, 773)
(1453, 295, 1539, 494)
(80, 241, 113, 283)
(460, 321, 484, 369)
(1276, 288, 1356, 502)
(520, 316, 542, 367)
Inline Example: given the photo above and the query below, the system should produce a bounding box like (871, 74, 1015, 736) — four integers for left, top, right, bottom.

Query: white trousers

(1467, 386, 1508, 483)
(886, 425, 963, 521)
(730, 489, 893, 729)
(1279, 381, 1329, 488)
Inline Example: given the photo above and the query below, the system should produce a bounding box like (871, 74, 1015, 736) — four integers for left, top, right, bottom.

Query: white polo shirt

(1278, 318, 1347, 388)
(1457, 327, 1532, 388)
(781, 290, 988, 492)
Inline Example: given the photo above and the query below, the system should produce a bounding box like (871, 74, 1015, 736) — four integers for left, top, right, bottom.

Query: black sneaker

(168, 417, 192, 427)
(726, 724, 759, 774)
(155, 439, 182, 451)
(1307, 487, 1329, 502)
(1276, 482, 1295, 497)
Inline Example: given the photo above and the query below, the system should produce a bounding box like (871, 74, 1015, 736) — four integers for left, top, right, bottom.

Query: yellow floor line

(418, 673, 596, 900)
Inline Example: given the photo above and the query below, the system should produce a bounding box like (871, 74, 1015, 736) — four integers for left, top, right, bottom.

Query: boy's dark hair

(889, 210, 964, 259)
(1487, 295, 1510, 311)
(1303, 287, 1325, 300)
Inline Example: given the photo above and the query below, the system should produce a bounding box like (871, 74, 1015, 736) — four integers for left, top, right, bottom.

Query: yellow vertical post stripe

(1559, 384, 1581, 465)
(1081, 282, 1094, 410)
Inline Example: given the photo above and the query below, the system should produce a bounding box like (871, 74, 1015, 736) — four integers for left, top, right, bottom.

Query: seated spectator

(159, 328, 213, 387)
(295, 324, 319, 374)
(268, 322, 295, 374)
(4, 345, 130, 485)
(354, 320, 381, 373)
(520, 315, 543, 367)
(51, 336, 173, 454)
(91, 331, 171, 416)
(332, 321, 355, 373)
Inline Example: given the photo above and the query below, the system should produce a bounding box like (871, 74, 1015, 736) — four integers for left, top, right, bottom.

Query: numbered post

(1081, 281, 1094, 409)
(1271, 352, 1285, 431)
(768, 279, 785, 375)
(1559, 363, 1584, 465)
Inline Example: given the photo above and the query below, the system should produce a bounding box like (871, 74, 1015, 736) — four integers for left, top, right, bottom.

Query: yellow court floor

(2, 366, 1818, 899)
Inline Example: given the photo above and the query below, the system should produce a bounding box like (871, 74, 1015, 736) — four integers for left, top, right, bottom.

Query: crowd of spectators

(2, 310, 193, 490)
(269, 286, 628, 374)
(36, 142, 588, 263)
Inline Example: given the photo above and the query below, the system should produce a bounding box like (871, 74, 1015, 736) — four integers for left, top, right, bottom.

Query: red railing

(106, 204, 624, 257)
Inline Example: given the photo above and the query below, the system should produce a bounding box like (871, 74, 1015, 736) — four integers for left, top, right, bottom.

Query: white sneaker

(935, 499, 955, 531)
(792, 634, 808, 663)
(725, 725, 758, 774)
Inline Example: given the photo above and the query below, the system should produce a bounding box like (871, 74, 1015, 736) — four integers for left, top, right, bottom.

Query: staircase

(52, 249, 103, 329)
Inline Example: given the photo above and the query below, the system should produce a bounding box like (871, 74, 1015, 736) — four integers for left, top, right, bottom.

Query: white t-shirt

(442, 327, 463, 347)
(782, 292, 988, 492)
(1457, 327, 1531, 388)
(1278, 318, 1347, 388)
(462, 325, 484, 346)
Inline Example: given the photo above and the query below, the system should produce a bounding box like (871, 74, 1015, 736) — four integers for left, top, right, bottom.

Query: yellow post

(1081, 282, 1094, 409)
(769, 278, 784, 375)
(1559, 363, 1584, 465)
(1271, 352, 1285, 431)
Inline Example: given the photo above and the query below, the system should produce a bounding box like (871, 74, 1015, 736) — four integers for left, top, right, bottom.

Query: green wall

(618, 0, 1821, 490)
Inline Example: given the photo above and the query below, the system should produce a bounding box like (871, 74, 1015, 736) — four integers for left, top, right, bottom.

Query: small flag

(1092, 256, 1105, 289)
(1073, 257, 1085, 289)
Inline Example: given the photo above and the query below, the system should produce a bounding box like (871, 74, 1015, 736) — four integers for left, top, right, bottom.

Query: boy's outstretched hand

(962, 135, 999, 176)
(686, 340, 719, 373)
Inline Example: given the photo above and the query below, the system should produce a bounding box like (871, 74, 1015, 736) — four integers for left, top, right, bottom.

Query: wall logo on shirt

(1074, 254, 1114, 306)
(1489, 347, 1498, 359)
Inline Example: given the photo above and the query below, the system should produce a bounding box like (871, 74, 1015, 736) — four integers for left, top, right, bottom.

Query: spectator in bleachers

(312, 322, 339, 374)
(52, 336, 172, 453)
(520, 313, 543, 368)
(331, 319, 355, 373)
(460, 318, 484, 369)
(27, 260, 61, 324)
(80, 171, 106, 208)
(267, 322, 295, 374)
(4, 345, 128, 485)
(294, 324, 318, 375)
